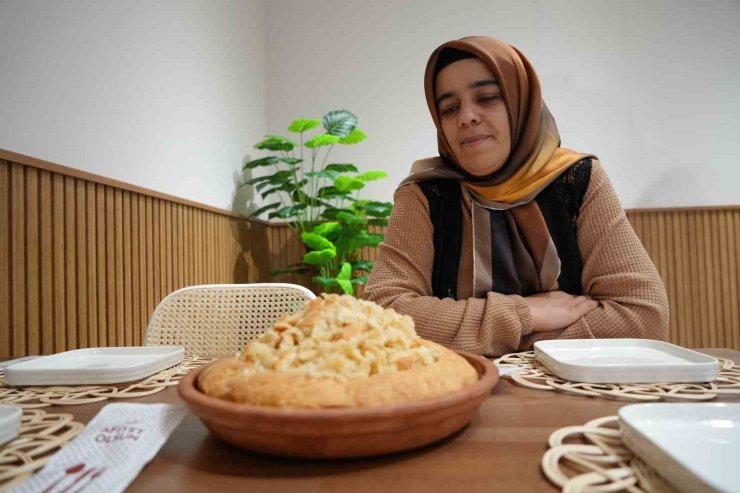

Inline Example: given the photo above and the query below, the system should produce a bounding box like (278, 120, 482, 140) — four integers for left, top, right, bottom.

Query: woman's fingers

(576, 299, 599, 316)
(574, 295, 595, 307)
(526, 291, 599, 332)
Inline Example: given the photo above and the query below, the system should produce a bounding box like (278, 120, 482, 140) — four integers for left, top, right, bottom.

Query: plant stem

(316, 144, 335, 223)
(283, 149, 306, 231)
(298, 133, 308, 228)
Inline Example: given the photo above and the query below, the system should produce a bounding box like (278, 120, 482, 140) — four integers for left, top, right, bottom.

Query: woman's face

(434, 58, 511, 176)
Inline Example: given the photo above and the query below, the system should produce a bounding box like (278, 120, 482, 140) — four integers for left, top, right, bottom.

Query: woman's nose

(458, 105, 480, 127)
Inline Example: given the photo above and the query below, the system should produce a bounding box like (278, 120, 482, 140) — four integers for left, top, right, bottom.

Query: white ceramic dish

(620, 403, 740, 493)
(3, 346, 184, 386)
(0, 405, 22, 445)
(533, 339, 718, 383)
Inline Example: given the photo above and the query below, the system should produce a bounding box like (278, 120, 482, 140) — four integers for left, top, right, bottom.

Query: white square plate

(620, 403, 740, 493)
(533, 339, 718, 383)
(3, 346, 185, 386)
(0, 405, 22, 445)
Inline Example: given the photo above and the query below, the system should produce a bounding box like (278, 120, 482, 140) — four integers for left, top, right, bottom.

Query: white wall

(0, 0, 266, 213)
(265, 0, 740, 209)
(2, 1, 737, 212)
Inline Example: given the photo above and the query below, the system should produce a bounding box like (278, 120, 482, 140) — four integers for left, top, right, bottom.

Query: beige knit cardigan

(363, 161, 669, 357)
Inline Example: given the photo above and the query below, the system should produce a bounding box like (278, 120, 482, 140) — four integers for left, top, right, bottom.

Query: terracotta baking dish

(178, 350, 499, 459)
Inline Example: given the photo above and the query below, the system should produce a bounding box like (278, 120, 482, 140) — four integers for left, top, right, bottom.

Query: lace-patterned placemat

(0, 408, 85, 491)
(493, 351, 740, 401)
(0, 356, 213, 409)
(542, 415, 676, 493)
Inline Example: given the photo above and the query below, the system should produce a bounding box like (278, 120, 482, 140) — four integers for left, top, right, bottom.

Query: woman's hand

(524, 291, 599, 332)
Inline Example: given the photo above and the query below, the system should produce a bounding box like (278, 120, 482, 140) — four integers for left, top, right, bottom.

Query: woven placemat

(542, 415, 676, 493)
(0, 408, 85, 491)
(494, 351, 740, 401)
(0, 356, 212, 409)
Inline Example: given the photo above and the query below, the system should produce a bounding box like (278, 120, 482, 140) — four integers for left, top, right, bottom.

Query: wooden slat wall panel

(64, 176, 77, 350)
(75, 179, 87, 350)
(0, 157, 253, 356)
(25, 169, 39, 355)
(40, 172, 53, 354)
(11, 164, 26, 357)
(626, 208, 740, 349)
(86, 182, 97, 348)
(52, 175, 66, 352)
(0, 161, 9, 359)
(1, 151, 738, 355)
(96, 185, 107, 348)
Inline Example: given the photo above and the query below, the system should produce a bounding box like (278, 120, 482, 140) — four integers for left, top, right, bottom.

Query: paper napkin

(11, 403, 186, 493)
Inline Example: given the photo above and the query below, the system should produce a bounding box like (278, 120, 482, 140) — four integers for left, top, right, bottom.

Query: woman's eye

(441, 105, 458, 115)
(479, 95, 499, 103)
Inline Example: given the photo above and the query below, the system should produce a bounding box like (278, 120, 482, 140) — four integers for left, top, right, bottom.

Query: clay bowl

(178, 350, 499, 459)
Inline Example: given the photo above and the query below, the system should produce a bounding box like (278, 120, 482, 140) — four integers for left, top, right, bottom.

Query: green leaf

(358, 171, 388, 182)
(265, 170, 296, 184)
(291, 190, 321, 207)
(322, 110, 358, 138)
(368, 218, 389, 227)
(350, 276, 369, 285)
(279, 157, 302, 165)
(343, 230, 383, 250)
(305, 170, 340, 181)
(312, 276, 338, 287)
(287, 119, 321, 133)
(243, 156, 279, 169)
(321, 208, 341, 220)
(301, 232, 335, 251)
(336, 211, 365, 225)
(334, 175, 365, 193)
(284, 179, 308, 192)
(260, 186, 282, 199)
(312, 221, 341, 238)
(324, 163, 359, 173)
(259, 177, 306, 198)
(248, 202, 280, 219)
(337, 262, 352, 280)
(303, 248, 336, 265)
(351, 261, 374, 272)
(317, 186, 350, 200)
(337, 279, 353, 295)
(363, 201, 393, 217)
(268, 204, 307, 220)
(254, 136, 296, 152)
(338, 128, 367, 145)
(305, 134, 340, 148)
(365, 233, 384, 247)
(244, 175, 273, 186)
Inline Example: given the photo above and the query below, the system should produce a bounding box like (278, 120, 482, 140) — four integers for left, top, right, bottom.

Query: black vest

(418, 158, 593, 300)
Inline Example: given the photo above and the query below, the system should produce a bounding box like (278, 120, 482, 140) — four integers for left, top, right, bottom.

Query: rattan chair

(144, 283, 316, 357)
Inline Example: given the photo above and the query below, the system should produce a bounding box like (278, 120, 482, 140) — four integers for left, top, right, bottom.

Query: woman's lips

(460, 135, 491, 147)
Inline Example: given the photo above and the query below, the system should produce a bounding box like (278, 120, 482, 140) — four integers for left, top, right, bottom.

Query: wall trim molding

(0, 148, 258, 221)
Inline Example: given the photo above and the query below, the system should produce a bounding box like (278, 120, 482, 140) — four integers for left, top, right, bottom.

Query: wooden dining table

(41, 348, 740, 493)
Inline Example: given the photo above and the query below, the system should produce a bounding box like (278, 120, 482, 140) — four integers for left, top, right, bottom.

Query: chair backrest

(144, 283, 316, 357)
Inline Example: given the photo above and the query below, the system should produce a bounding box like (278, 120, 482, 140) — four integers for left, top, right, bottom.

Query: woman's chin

(460, 160, 506, 177)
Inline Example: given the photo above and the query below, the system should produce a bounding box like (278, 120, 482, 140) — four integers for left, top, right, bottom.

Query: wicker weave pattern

(542, 415, 675, 493)
(144, 284, 316, 357)
(0, 409, 85, 490)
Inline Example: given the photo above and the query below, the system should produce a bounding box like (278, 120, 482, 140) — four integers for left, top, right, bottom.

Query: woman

(363, 36, 669, 357)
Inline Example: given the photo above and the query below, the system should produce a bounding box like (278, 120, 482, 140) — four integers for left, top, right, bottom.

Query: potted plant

(243, 110, 392, 296)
